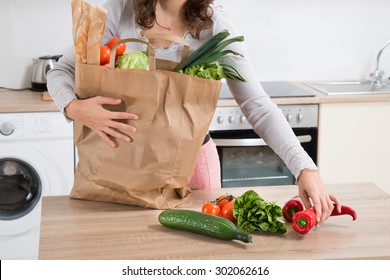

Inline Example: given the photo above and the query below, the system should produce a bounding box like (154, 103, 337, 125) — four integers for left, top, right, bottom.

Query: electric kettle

(31, 55, 62, 91)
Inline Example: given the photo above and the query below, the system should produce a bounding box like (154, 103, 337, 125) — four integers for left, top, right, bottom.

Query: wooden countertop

(39, 182, 390, 260)
(0, 89, 58, 113)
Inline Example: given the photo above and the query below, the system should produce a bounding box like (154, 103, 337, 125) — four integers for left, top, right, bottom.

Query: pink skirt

(188, 138, 221, 190)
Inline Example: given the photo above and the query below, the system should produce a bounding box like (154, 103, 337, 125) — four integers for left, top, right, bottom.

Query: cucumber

(158, 209, 253, 243)
(173, 29, 230, 72)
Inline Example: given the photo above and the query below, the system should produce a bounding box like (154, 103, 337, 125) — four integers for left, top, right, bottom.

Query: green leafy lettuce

(233, 190, 287, 234)
(115, 51, 149, 70)
(181, 63, 226, 80)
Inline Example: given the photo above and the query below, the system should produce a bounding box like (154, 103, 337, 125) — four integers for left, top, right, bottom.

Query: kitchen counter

(217, 81, 390, 107)
(0, 89, 58, 112)
(39, 182, 390, 260)
(2, 82, 390, 113)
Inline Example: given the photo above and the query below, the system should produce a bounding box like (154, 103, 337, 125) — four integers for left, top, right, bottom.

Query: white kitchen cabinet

(318, 102, 390, 194)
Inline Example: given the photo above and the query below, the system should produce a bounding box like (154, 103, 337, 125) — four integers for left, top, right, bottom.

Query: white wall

(0, 0, 102, 89)
(217, 0, 390, 81)
(1, 0, 390, 89)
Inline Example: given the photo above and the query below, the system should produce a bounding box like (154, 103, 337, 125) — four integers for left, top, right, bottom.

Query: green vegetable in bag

(233, 190, 287, 234)
(182, 63, 226, 80)
(115, 51, 149, 70)
(174, 29, 246, 82)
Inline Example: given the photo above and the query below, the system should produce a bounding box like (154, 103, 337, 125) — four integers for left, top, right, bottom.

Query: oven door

(210, 128, 318, 188)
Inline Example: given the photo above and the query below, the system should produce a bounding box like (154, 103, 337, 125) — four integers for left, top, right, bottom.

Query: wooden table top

(39, 182, 390, 260)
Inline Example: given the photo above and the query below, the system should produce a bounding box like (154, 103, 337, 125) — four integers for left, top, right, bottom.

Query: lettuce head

(115, 51, 149, 70)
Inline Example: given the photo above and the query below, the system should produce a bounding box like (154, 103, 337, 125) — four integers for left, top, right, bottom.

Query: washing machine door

(0, 145, 51, 235)
(0, 159, 41, 220)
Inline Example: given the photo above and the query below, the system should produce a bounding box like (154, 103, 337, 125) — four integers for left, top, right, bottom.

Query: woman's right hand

(65, 96, 139, 147)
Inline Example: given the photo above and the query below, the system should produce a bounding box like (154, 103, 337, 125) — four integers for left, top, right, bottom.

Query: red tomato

(216, 194, 234, 209)
(100, 45, 111, 65)
(216, 195, 228, 209)
(106, 37, 126, 57)
(221, 201, 237, 223)
(201, 202, 221, 216)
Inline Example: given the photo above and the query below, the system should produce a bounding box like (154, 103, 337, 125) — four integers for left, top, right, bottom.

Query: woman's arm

(211, 7, 340, 224)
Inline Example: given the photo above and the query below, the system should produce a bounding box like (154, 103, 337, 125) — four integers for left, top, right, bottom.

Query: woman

(47, 0, 340, 225)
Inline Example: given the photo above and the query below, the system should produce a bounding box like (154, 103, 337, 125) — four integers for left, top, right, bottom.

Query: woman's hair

(133, 0, 214, 39)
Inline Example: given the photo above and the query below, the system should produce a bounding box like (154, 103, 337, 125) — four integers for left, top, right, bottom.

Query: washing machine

(0, 111, 74, 259)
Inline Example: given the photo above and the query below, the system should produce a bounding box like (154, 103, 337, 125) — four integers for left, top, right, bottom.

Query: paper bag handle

(146, 33, 190, 63)
(109, 38, 156, 70)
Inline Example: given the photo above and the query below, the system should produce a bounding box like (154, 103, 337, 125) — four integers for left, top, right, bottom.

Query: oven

(210, 81, 318, 188)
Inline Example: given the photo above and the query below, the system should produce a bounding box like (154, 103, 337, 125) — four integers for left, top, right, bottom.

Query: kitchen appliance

(210, 81, 318, 188)
(219, 81, 316, 99)
(31, 55, 62, 91)
(0, 112, 74, 259)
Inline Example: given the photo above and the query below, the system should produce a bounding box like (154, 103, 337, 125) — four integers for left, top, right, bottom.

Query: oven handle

(213, 135, 312, 147)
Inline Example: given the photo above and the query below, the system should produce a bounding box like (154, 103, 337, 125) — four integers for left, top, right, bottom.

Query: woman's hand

(297, 169, 341, 226)
(65, 96, 139, 147)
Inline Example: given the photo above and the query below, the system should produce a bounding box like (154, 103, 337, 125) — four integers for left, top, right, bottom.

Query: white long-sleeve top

(47, 0, 317, 178)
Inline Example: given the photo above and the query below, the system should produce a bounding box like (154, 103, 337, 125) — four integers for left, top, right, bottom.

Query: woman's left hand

(297, 169, 341, 226)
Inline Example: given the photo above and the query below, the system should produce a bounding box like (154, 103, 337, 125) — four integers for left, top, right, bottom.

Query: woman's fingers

(94, 96, 122, 105)
(330, 194, 342, 213)
(98, 126, 134, 147)
(107, 119, 137, 132)
(109, 111, 139, 123)
(311, 194, 334, 226)
(67, 97, 140, 147)
(93, 96, 140, 121)
(94, 97, 139, 142)
(104, 127, 133, 144)
(297, 169, 342, 226)
(103, 113, 138, 145)
(299, 191, 312, 211)
(97, 130, 116, 148)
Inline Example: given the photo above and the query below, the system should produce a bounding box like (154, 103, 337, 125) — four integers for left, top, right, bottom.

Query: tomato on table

(221, 201, 237, 223)
(201, 202, 221, 216)
(216, 194, 234, 209)
(216, 195, 228, 209)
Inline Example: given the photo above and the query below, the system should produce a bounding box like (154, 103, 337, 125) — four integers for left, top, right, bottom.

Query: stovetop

(219, 81, 316, 99)
(213, 81, 318, 131)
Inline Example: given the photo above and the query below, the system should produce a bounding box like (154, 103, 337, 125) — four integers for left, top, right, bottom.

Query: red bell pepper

(292, 208, 317, 234)
(282, 196, 304, 222)
(292, 205, 358, 234)
(283, 196, 358, 222)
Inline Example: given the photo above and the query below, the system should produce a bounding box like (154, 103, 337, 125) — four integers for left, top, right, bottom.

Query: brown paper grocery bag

(71, 37, 221, 209)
